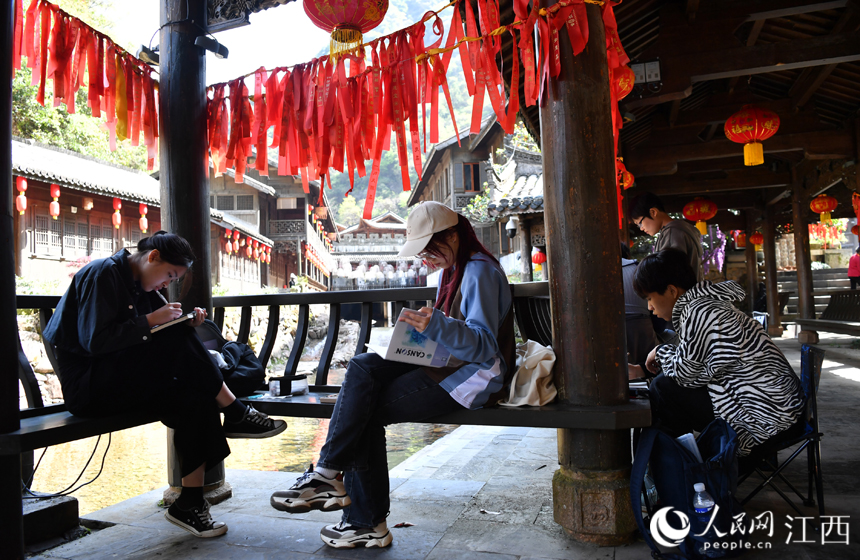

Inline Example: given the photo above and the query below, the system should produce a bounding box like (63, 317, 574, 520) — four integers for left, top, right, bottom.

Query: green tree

(336, 195, 363, 227)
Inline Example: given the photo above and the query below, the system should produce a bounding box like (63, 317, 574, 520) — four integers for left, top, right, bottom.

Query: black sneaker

(320, 520, 393, 549)
(223, 405, 287, 438)
(270, 464, 351, 513)
(164, 500, 228, 538)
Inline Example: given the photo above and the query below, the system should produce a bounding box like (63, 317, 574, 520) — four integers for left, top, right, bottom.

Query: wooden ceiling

(497, 0, 860, 224)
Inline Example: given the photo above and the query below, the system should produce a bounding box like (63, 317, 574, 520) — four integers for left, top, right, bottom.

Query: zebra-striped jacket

(656, 281, 804, 456)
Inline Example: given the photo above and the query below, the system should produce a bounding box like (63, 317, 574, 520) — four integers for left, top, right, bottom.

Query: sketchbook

(366, 310, 451, 367)
(151, 312, 195, 333)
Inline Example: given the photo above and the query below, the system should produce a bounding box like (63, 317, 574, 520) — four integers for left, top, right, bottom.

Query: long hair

(423, 214, 499, 315)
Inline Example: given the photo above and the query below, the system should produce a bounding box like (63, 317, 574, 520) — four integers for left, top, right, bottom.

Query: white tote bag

(498, 340, 557, 407)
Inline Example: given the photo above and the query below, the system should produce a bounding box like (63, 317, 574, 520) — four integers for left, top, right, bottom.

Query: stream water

(28, 367, 457, 515)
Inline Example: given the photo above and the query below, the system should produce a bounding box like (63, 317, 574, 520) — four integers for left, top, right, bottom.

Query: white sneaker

(270, 465, 351, 514)
(319, 520, 393, 549)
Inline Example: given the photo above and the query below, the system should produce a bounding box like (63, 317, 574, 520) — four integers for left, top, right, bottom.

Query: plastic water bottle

(693, 483, 722, 558)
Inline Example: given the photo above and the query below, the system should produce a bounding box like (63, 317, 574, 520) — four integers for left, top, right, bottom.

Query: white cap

(693, 483, 705, 492)
(397, 201, 459, 257)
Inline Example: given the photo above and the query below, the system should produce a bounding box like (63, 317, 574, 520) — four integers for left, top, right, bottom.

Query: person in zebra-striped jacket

(633, 249, 805, 457)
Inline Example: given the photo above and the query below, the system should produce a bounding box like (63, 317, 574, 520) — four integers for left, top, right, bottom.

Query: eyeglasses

(636, 216, 648, 230)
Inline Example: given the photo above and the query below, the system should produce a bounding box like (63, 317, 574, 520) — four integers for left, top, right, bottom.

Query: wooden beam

(625, 30, 860, 109)
(798, 158, 858, 200)
(790, 9, 860, 108)
(694, 1, 849, 25)
(626, 129, 855, 176)
(673, 98, 793, 128)
(686, 0, 700, 22)
(633, 168, 791, 196)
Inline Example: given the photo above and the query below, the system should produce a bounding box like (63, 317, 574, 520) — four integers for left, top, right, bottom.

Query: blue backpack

(630, 419, 745, 559)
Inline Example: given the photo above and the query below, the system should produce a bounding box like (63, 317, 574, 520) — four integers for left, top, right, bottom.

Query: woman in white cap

(270, 201, 516, 549)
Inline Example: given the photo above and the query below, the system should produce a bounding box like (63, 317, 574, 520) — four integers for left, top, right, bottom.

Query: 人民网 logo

(650, 507, 691, 547)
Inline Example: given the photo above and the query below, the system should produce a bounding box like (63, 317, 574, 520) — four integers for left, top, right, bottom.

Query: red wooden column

(0, 0, 25, 556)
(540, 2, 635, 545)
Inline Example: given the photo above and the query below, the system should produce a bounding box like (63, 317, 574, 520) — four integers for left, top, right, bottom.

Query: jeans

(317, 352, 462, 527)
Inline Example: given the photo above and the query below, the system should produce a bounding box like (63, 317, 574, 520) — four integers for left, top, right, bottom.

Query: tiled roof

(487, 159, 544, 217)
(12, 139, 273, 245)
(12, 138, 160, 205)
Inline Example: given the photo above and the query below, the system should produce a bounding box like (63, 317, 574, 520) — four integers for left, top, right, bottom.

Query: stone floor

(26, 334, 860, 559)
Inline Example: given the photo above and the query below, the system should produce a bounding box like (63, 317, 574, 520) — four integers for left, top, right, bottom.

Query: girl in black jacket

(44, 232, 286, 538)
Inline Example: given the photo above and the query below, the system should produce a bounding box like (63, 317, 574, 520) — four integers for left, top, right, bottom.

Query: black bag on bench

(195, 319, 266, 397)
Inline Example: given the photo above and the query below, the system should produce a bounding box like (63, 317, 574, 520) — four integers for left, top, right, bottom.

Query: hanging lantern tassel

(49, 184, 61, 220)
(139, 204, 148, 233)
(331, 26, 363, 60)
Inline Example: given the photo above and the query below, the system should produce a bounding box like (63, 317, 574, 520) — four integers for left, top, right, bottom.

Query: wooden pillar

(744, 211, 757, 312)
(519, 217, 533, 282)
(159, 0, 228, 498)
(792, 173, 818, 344)
(159, 0, 212, 315)
(763, 205, 783, 336)
(1, 0, 25, 556)
(541, 3, 634, 545)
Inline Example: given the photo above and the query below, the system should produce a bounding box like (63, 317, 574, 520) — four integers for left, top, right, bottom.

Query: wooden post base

(798, 330, 819, 344)
(552, 466, 636, 546)
(767, 326, 785, 338)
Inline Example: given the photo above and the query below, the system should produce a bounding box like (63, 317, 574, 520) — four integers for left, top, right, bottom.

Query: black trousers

(56, 327, 230, 478)
(648, 373, 715, 437)
(851, 277, 858, 290)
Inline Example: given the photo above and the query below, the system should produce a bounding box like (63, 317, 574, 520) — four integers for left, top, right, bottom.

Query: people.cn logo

(650, 507, 692, 547)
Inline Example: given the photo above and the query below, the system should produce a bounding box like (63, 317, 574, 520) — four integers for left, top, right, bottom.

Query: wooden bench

(4, 282, 650, 460)
(796, 289, 860, 337)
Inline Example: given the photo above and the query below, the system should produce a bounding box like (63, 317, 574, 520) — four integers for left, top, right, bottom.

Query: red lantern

(809, 194, 838, 224)
(139, 204, 148, 233)
(682, 198, 718, 235)
(303, 0, 389, 60)
(532, 249, 547, 265)
(851, 225, 859, 237)
(853, 192, 860, 221)
(246, 245, 253, 258)
(112, 198, 122, 229)
(749, 232, 764, 250)
(226, 240, 233, 254)
(233, 230, 240, 241)
(225, 228, 232, 239)
(49, 184, 60, 220)
(15, 177, 27, 215)
(724, 105, 780, 166)
(616, 158, 634, 190)
(614, 66, 635, 100)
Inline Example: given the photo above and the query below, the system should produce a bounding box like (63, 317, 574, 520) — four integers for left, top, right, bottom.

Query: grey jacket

(655, 220, 704, 281)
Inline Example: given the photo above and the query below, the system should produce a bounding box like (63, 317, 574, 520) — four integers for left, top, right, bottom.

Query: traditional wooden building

(12, 138, 272, 293)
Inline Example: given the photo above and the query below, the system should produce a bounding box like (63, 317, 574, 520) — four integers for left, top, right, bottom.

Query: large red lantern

(810, 194, 837, 224)
(532, 249, 547, 265)
(139, 204, 148, 233)
(682, 198, 718, 235)
(614, 66, 635, 100)
(304, 0, 389, 60)
(724, 105, 780, 166)
(616, 158, 634, 190)
(15, 177, 27, 215)
(49, 184, 60, 220)
(112, 198, 122, 229)
(851, 225, 859, 237)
